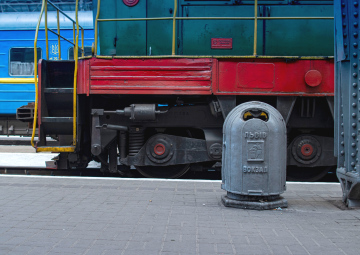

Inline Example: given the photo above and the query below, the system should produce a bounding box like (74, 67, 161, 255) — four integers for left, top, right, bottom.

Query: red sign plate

(211, 38, 233, 49)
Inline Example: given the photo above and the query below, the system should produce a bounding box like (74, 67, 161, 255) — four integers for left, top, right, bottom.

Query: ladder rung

(42, 117, 73, 123)
(36, 146, 75, 153)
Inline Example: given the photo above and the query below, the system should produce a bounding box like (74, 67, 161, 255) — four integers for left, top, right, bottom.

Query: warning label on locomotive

(211, 38, 233, 49)
(247, 141, 264, 161)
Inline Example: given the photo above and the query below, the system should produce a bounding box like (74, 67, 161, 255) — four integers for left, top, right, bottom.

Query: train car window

(9, 48, 42, 76)
(68, 46, 92, 60)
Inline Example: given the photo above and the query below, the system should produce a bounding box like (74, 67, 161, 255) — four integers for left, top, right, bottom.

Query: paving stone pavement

(0, 175, 359, 255)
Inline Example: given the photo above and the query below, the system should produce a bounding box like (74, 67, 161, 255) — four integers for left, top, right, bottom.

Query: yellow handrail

(94, 0, 101, 55)
(172, 0, 177, 55)
(45, 1, 49, 59)
(57, 10, 61, 60)
(82, 28, 84, 57)
(32, 0, 83, 150)
(31, 0, 45, 148)
(94, 0, 333, 57)
(253, 0, 258, 56)
(73, 0, 79, 146)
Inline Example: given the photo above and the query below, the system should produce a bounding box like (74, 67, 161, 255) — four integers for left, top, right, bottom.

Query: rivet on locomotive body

(353, 103, 357, 107)
(344, 33, 348, 38)
(353, 73, 358, 77)
(352, 143, 356, 147)
(355, 1, 359, 7)
(354, 53, 358, 57)
(341, 132, 345, 136)
(352, 152, 356, 157)
(341, 141, 345, 145)
(353, 93, 357, 97)
(355, 12, 359, 17)
(355, 22, 359, 27)
(353, 133, 357, 137)
(353, 123, 357, 127)
(353, 113, 357, 117)
(353, 63, 358, 67)
(341, 150, 345, 155)
(354, 43, 358, 48)
(351, 162, 356, 166)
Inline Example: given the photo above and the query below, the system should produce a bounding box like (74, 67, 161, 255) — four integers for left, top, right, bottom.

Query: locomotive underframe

(36, 58, 336, 180)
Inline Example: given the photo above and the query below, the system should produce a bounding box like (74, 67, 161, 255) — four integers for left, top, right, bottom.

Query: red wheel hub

(123, 0, 139, 7)
(154, 143, 166, 156)
(301, 144, 314, 157)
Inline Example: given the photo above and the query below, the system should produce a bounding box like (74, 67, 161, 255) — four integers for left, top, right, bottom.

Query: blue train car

(0, 11, 93, 135)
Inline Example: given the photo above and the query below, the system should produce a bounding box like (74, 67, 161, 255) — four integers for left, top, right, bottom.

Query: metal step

(44, 88, 74, 94)
(36, 146, 75, 153)
(41, 117, 73, 123)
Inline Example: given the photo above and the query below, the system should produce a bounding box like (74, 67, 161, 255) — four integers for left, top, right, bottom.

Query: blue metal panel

(335, 0, 360, 207)
(0, 13, 94, 115)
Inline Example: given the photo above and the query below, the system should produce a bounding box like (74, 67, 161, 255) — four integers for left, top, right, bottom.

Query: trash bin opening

(243, 109, 269, 122)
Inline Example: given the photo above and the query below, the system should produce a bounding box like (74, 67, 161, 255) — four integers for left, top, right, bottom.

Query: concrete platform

(0, 145, 40, 154)
(0, 150, 100, 169)
(0, 175, 359, 255)
(0, 153, 55, 168)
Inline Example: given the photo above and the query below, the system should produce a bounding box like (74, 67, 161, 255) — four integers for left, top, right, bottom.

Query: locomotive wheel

(136, 164, 190, 179)
(135, 128, 196, 178)
(286, 166, 330, 182)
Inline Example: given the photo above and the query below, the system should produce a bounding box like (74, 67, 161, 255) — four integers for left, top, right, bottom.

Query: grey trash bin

(221, 101, 288, 210)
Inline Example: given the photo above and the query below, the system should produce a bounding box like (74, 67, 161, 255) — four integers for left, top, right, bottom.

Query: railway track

(0, 144, 338, 181)
(0, 167, 104, 177)
(0, 165, 338, 182)
(0, 164, 223, 180)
